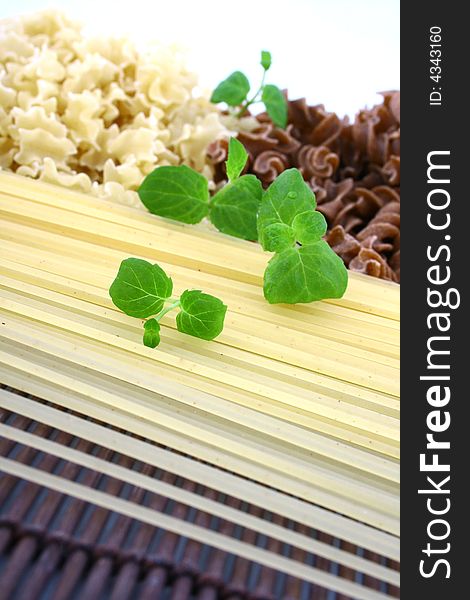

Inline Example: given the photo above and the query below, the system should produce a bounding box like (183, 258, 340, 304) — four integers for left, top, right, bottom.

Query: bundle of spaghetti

(0, 174, 399, 566)
(0, 389, 400, 600)
(0, 171, 400, 320)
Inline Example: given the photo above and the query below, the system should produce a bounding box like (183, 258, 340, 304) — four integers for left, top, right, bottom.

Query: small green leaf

(176, 290, 227, 341)
(143, 318, 161, 348)
(109, 258, 173, 318)
(210, 71, 250, 106)
(226, 137, 248, 182)
(263, 242, 348, 304)
(138, 165, 209, 224)
(259, 223, 295, 253)
(257, 169, 316, 249)
(210, 175, 262, 241)
(262, 84, 287, 128)
(292, 211, 327, 244)
(260, 50, 272, 71)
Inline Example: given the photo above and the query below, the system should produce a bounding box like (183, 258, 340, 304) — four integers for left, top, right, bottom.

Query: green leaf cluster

(210, 51, 287, 129)
(109, 258, 227, 348)
(136, 141, 348, 308)
(138, 138, 261, 242)
(257, 169, 348, 304)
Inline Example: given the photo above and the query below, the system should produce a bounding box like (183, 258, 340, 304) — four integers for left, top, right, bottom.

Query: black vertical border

(401, 1, 467, 597)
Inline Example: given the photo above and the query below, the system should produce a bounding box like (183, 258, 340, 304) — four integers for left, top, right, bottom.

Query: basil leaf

(260, 50, 272, 71)
(226, 137, 248, 182)
(292, 210, 327, 244)
(210, 71, 250, 106)
(210, 175, 262, 241)
(138, 165, 209, 224)
(262, 84, 287, 128)
(176, 290, 227, 341)
(109, 258, 173, 318)
(257, 168, 316, 249)
(143, 318, 161, 348)
(263, 242, 348, 304)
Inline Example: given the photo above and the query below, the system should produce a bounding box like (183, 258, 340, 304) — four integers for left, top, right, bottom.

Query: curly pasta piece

(326, 225, 398, 282)
(382, 155, 400, 186)
(325, 225, 362, 265)
(252, 150, 290, 185)
(357, 201, 400, 259)
(208, 93, 401, 282)
(0, 10, 250, 206)
(350, 247, 397, 282)
(297, 144, 339, 180)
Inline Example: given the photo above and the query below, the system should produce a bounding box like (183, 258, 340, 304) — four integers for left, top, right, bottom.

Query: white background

(1, 0, 399, 117)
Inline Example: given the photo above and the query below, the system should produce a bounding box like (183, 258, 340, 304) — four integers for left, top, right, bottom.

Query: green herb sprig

(139, 137, 261, 242)
(210, 51, 288, 129)
(135, 141, 348, 309)
(257, 169, 348, 303)
(109, 258, 227, 348)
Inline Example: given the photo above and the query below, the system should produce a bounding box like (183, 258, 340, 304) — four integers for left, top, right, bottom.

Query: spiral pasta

(208, 92, 401, 282)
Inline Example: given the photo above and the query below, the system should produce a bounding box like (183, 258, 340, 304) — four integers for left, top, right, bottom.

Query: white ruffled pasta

(0, 10, 254, 207)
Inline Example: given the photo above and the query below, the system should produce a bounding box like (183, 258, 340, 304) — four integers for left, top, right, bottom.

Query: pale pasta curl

(0, 10, 252, 207)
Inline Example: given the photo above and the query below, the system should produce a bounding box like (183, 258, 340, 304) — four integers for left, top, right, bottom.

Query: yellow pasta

(0, 388, 400, 562)
(0, 456, 394, 600)
(0, 417, 399, 587)
(0, 11, 257, 206)
(0, 349, 398, 534)
(0, 173, 400, 564)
